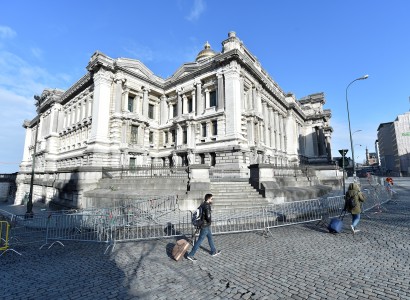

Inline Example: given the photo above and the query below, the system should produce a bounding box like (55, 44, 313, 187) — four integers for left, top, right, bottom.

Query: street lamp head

(360, 74, 369, 80)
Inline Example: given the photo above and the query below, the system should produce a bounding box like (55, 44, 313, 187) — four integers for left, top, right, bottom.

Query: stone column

(176, 124, 182, 147)
(248, 118, 255, 146)
(205, 88, 210, 109)
(187, 122, 193, 148)
(168, 102, 173, 119)
(21, 122, 33, 163)
(252, 86, 257, 112)
(223, 61, 242, 139)
(160, 95, 168, 125)
(281, 115, 286, 152)
(114, 78, 123, 113)
(274, 111, 279, 151)
(182, 95, 188, 114)
(285, 112, 298, 161)
(196, 82, 203, 115)
(177, 92, 182, 116)
(191, 90, 196, 115)
(256, 88, 262, 114)
(121, 88, 129, 112)
(89, 68, 112, 144)
(269, 108, 275, 149)
(142, 88, 149, 117)
(217, 74, 225, 111)
(240, 76, 246, 111)
(263, 102, 269, 145)
(278, 114, 283, 151)
(87, 95, 92, 118)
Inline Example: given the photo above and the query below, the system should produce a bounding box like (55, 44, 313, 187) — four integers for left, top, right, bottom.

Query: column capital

(114, 76, 127, 85)
(94, 68, 113, 86)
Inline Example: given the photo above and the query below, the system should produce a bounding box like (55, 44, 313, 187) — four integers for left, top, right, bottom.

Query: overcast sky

(1, 0, 409, 173)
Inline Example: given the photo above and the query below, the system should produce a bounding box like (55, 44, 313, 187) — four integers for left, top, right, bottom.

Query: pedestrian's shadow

(303, 221, 331, 233)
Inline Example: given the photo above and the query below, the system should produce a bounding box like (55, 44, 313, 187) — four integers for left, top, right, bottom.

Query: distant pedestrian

(186, 194, 221, 261)
(344, 183, 366, 234)
(385, 177, 397, 196)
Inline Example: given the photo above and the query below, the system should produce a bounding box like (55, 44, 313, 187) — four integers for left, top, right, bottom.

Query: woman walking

(344, 182, 366, 234)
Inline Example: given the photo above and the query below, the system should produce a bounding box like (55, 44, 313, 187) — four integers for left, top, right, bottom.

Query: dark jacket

(201, 201, 212, 228)
(344, 183, 366, 214)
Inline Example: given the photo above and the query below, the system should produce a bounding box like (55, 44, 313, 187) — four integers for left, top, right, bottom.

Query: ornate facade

(16, 32, 332, 206)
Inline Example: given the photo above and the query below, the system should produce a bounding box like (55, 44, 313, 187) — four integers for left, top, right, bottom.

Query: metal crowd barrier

(0, 186, 393, 255)
(0, 221, 10, 254)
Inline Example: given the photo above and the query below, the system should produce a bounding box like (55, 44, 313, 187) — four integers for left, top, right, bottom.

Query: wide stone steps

(209, 181, 269, 210)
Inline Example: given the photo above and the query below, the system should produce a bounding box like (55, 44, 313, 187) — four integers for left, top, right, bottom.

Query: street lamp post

(354, 142, 362, 168)
(346, 75, 368, 180)
(26, 96, 42, 216)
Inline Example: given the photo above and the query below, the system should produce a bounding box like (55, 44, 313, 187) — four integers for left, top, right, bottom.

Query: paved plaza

(1, 178, 410, 299)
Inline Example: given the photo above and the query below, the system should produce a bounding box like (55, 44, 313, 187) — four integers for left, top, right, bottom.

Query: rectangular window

(149, 131, 154, 144)
(199, 153, 205, 164)
(129, 157, 136, 169)
(148, 104, 154, 119)
(183, 128, 187, 144)
(165, 132, 169, 144)
(212, 120, 217, 136)
(210, 152, 216, 166)
(128, 96, 134, 112)
(202, 123, 207, 137)
(188, 97, 193, 113)
(210, 90, 217, 107)
(173, 104, 177, 118)
(130, 125, 138, 144)
(171, 130, 176, 143)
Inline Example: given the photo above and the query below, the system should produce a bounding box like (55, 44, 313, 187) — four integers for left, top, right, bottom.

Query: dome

(195, 41, 216, 62)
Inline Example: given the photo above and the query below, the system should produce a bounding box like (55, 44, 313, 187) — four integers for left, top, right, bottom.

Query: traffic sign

(338, 149, 349, 156)
(338, 157, 349, 168)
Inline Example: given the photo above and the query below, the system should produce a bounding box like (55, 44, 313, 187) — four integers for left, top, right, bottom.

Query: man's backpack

(192, 205, 204, 228)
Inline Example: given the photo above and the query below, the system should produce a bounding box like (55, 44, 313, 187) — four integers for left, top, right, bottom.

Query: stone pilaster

(160, 95, 168, 124)
(142, 88, 149, 117)
(182, 95, 188, 114)
(217, 74, 225, 111)
(196, 82, 203, 115)
(205, 88, 210, 109)
(114, 78, 124, 113)
(177, 92, 182, 116)
(88, 68, 112, 145)
(191, 90, 196, 115)
(223, 61, 243, 140)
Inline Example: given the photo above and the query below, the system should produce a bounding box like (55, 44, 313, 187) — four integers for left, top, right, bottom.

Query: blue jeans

(352, 213, 361, 228)
(187, 226, 216, 257)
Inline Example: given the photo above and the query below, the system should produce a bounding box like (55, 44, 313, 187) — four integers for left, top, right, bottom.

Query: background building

(377, 111, 410, 176)
(365, 147, 378, 166)
(16, 32, 333, 208)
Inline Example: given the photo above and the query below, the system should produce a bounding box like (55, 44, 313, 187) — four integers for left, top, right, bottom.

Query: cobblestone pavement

(1, 179, 410, 299)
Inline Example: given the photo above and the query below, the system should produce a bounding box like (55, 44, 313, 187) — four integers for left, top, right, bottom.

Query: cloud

(0, 25, 16, 39)
(124, 44, 154, 62)
(0, 50, 65, 97)
(31, 47, 43, 60)
(186, 0, 206, 21)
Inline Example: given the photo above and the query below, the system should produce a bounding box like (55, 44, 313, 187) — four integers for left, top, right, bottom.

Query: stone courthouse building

(16, 32, 333, 208)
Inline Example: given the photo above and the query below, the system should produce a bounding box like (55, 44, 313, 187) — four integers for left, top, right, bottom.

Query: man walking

(186, 193, 221, 261)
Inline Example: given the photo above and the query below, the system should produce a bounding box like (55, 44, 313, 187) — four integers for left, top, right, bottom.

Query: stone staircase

(210, 181, 268, 211)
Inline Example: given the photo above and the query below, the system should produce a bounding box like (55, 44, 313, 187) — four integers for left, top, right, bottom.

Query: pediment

(115, 58, 157, 81)
(169, 63, 199, 81)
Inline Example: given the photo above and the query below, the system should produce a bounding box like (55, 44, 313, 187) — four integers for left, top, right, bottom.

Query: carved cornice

(86, 51, 115, 73)
(60, 73, 93, 104)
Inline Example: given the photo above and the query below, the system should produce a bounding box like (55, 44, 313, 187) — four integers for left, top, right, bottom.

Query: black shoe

(187, 256, 197, 262)
(211, 250, 221, 257)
